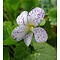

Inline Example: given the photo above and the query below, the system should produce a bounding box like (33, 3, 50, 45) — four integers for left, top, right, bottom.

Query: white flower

(12, 7, 48, 46)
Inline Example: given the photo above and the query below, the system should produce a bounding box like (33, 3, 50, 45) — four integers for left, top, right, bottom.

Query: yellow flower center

(26, 22, 34, 33)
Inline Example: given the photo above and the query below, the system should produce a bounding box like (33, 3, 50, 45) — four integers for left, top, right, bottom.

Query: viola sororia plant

(3, 0, 57, 60)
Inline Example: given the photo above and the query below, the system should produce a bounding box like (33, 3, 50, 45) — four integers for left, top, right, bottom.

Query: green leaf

(23, 53, 41, 60)
(3, 21, 13, 34)
(3, 21, 17, 41)
(3, 37, 17, 45)
(24, 42, 56, 60)
(39, 19, 46, 26)
(3, 21, 12, 40)
(49, 18, 57, 25)
(3, 47, 10, 60)
(49, 7, 57, 18)
(4, 0, 20, 10)
(14, 42, 30, 60)
(20, 0, 38, 11)
(48, 7, 57, 26)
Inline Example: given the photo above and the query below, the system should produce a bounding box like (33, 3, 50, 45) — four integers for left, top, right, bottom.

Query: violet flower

(12, 7, 48, 46)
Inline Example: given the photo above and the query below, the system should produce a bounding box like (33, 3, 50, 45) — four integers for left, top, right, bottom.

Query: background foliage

(3, 0, 57, 60)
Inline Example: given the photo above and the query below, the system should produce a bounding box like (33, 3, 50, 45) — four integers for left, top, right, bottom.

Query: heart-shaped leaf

(24, 42, 56, 60)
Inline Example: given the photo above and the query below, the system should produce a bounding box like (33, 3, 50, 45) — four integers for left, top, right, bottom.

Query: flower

(12, 7, 48, 46)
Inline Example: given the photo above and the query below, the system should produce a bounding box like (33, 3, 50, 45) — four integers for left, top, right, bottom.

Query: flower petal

(33, 27, 48, 42)
(28, 7, 45, 26)
(16, 11, 28, 25)
(24, 33, 33, 46)
(12, 25, 27, 41)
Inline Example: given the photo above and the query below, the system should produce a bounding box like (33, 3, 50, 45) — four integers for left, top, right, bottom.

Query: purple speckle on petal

(33, 27, 48, 42)
(14, 38, 17, 40)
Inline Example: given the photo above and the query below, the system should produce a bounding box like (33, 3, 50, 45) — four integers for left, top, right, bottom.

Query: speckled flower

(12, 7, 48, 46)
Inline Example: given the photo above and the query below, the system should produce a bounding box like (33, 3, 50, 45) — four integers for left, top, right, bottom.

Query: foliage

(14, 42, 30, 60)
(48, 7, 57, 25)
(3, 0, 57, 60)
(24, 42, 56, 60)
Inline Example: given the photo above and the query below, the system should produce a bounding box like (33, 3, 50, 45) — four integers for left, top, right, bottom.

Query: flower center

(26, 22, 34, 33)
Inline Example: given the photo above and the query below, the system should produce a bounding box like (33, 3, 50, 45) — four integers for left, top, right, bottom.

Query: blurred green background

(3, 0, 57, 60)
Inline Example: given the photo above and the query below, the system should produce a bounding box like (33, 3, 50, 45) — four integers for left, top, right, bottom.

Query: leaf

(20, 0, 38, 11)
(3, 21, 17, 40)
(48, 7, 57, 18)
(48, 7, 57, 26)
(23, 53, 41, 60)
(3, 47, 10, 60)
(39, 19, 46, 26)
(24, 42, 56, 60)
(14, 42, 30, 60)
(3, 37, 17, 45)
(3, 21, 12, 40)
(49, 18, 57, 25)
(4, 0, 20, 10)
